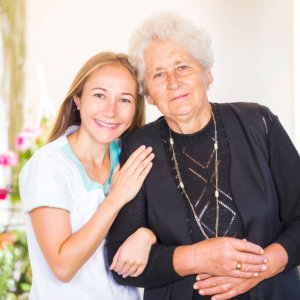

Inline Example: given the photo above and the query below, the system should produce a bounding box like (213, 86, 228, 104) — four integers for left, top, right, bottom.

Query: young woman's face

(74, 65, 137, 145)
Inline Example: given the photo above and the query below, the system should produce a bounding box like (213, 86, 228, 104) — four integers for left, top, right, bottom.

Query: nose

(167, 72, 180, 90)
(103, 100, 117, 118)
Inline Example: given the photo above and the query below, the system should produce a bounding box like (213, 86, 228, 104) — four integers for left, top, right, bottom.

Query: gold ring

(236, 261, 242, 270)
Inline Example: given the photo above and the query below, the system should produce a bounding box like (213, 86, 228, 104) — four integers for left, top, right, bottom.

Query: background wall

(24, 0, 297, 147)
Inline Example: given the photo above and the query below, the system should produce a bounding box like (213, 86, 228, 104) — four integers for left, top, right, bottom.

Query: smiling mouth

(170, 94, 189, 101)
(94, 119, 119, 129)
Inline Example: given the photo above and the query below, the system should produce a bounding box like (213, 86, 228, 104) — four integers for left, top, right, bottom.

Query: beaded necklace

(168, 106, 219, 238)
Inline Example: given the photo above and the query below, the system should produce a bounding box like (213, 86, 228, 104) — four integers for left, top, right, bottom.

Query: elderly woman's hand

(174, 237, 267, 278)
(192, 242, 288, 299)
(193, 275, 261, 300)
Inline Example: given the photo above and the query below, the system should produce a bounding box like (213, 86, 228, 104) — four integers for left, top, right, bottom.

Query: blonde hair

(48, 52, 145, 143)
(128, 11, 214, 94)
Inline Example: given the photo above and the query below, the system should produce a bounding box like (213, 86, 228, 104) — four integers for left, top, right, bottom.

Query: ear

(73, 96, 80, 110)
(207, 71, 214, 85)
(145, 94, 155, 105)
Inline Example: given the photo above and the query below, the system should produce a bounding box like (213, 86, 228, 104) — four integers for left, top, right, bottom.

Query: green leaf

(19, 282, 31, 292)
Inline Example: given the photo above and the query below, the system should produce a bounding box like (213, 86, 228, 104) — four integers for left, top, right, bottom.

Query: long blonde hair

(48, 52, 145, 143)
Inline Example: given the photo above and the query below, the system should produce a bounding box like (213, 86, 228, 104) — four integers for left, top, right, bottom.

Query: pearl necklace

(168, 106, 219, 239)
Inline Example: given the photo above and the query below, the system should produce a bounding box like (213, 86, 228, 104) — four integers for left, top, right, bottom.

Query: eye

(94, 93, 105, 99)
(178, 65, 189, 71)
(120, 98, 131, 103)
(154, 72, 165, 79)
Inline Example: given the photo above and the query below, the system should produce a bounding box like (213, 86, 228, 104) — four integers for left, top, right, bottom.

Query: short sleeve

(20, 148, 74, 213)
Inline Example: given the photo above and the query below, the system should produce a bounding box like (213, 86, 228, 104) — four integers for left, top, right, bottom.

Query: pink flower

(15, 126, 42, 151)
(0, 151, 19, 167)
(0, 188, 9, 200)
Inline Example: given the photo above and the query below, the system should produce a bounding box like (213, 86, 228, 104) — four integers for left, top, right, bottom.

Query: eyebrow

(91, 87, 106, 92)
(151, 60, 186, 72)
(91, 87, 135, 99)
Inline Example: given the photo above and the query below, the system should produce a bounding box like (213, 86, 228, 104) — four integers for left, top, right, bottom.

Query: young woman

(19, 52, 156, 300)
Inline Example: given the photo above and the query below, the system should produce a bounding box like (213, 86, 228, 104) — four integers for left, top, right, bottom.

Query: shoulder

(216, 102, 277, 135)
(121, 117, 163, 151)
(20, 135, 72, 183)
(217, 101, 261, 113)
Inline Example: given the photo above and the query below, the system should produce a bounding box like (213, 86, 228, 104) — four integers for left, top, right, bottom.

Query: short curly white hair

(128, 11, 214, 94)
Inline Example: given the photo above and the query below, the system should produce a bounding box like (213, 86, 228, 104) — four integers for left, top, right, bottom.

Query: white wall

(25, 0, 295, 139)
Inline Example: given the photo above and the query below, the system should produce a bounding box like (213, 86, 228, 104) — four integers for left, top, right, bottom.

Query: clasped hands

(189, 237, 268, 300)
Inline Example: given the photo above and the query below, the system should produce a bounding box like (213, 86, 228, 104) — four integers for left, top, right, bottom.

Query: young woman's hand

(108, 145, 154, 207)
(110, 227, 157, 277)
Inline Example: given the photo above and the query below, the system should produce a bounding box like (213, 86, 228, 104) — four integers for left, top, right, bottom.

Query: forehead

(84, 64, 137, 90)
(144, 39, 197, 70)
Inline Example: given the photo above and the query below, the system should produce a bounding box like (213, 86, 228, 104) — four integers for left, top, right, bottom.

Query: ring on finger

(236, 261, 242, 270)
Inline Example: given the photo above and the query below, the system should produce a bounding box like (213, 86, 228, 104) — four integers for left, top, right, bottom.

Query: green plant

(0, 231, 31, 300)
(0, 117, 51, 299)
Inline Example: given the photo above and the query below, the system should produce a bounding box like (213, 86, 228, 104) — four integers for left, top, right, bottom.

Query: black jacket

(107, 103, 300, 300)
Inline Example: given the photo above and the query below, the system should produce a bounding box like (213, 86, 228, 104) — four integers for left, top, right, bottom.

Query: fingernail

(260, 249, 264, 254)
(254, 272, 259, 277)
(262, 265, 267, 271)
(264, 258, 268, 263)
(196, 275, 201, 281)
(199, 290, 204, 295)
(193, 284, 198, 289)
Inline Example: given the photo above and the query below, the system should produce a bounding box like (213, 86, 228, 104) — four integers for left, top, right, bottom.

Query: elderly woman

(107, 12, 300, 300)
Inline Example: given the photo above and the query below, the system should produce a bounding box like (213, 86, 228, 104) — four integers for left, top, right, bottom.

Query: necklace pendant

(170, 137, 174, 145)
(214, 142, 218, 150)
(179, 181, 184, 188)
(215, 190, 219, 198)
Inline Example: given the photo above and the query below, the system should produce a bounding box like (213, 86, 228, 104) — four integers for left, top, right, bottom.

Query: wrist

(174, 244, 197, 276)
(103, 193, 124, 212)
(258, 243, 288, 281)
(137, 227, 157, 245)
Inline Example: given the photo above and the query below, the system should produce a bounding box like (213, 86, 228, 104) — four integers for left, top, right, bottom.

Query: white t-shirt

(19, 126, 140, 300)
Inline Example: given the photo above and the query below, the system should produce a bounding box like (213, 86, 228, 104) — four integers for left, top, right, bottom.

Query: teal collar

(61, 140, 120, 192)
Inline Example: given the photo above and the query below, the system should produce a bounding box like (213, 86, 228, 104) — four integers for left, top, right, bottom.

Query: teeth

(95, 119, 117, 128)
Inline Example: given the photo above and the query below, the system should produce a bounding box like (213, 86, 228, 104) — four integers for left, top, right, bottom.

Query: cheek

(123, 105, 136, 124)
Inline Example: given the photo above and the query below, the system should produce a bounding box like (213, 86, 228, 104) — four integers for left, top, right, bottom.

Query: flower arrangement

(0, 117, 50, 203)
(0, 117, 51, 299)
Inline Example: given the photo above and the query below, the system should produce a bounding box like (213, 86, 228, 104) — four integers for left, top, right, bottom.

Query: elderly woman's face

(144, 39, 213, 124)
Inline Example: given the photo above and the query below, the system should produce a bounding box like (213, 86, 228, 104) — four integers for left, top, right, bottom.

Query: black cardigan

(107, 103, 300, 300)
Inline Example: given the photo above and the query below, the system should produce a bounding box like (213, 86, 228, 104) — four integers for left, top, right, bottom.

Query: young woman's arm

(30, 145, 154, 282)
(110, 227, 157, 278)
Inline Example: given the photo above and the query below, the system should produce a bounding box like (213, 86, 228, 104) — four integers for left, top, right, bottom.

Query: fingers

(130, 266, 145, 277)
(112, 162, 120, 175)
(121, 264, 145, 278)
(235, 261, 267, 273)
(228, 270, 259, 279)
(198, 283, 232, 297)
(123, 145, 153, 171)
(114, 260, 146, 278)
(234, 239, 264, 255)
(211, 290, 238, 300)
(196, 273, 213, 281)
(121, 145, 154, 180)
(109, 249, 120, 270)
(109, 250, 119, 270)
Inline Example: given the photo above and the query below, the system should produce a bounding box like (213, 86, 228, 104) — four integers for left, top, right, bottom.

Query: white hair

(128, 11, 214, 94)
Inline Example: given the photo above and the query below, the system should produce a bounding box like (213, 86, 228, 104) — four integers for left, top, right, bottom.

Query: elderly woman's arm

(106, 142, 267, 288)
(268, 110, 300, 269)
(193, 107, 300, 299)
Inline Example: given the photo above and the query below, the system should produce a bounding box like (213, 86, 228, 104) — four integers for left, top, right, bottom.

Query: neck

(67, 128, 109, 167)
(165, 101, 212, 134)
